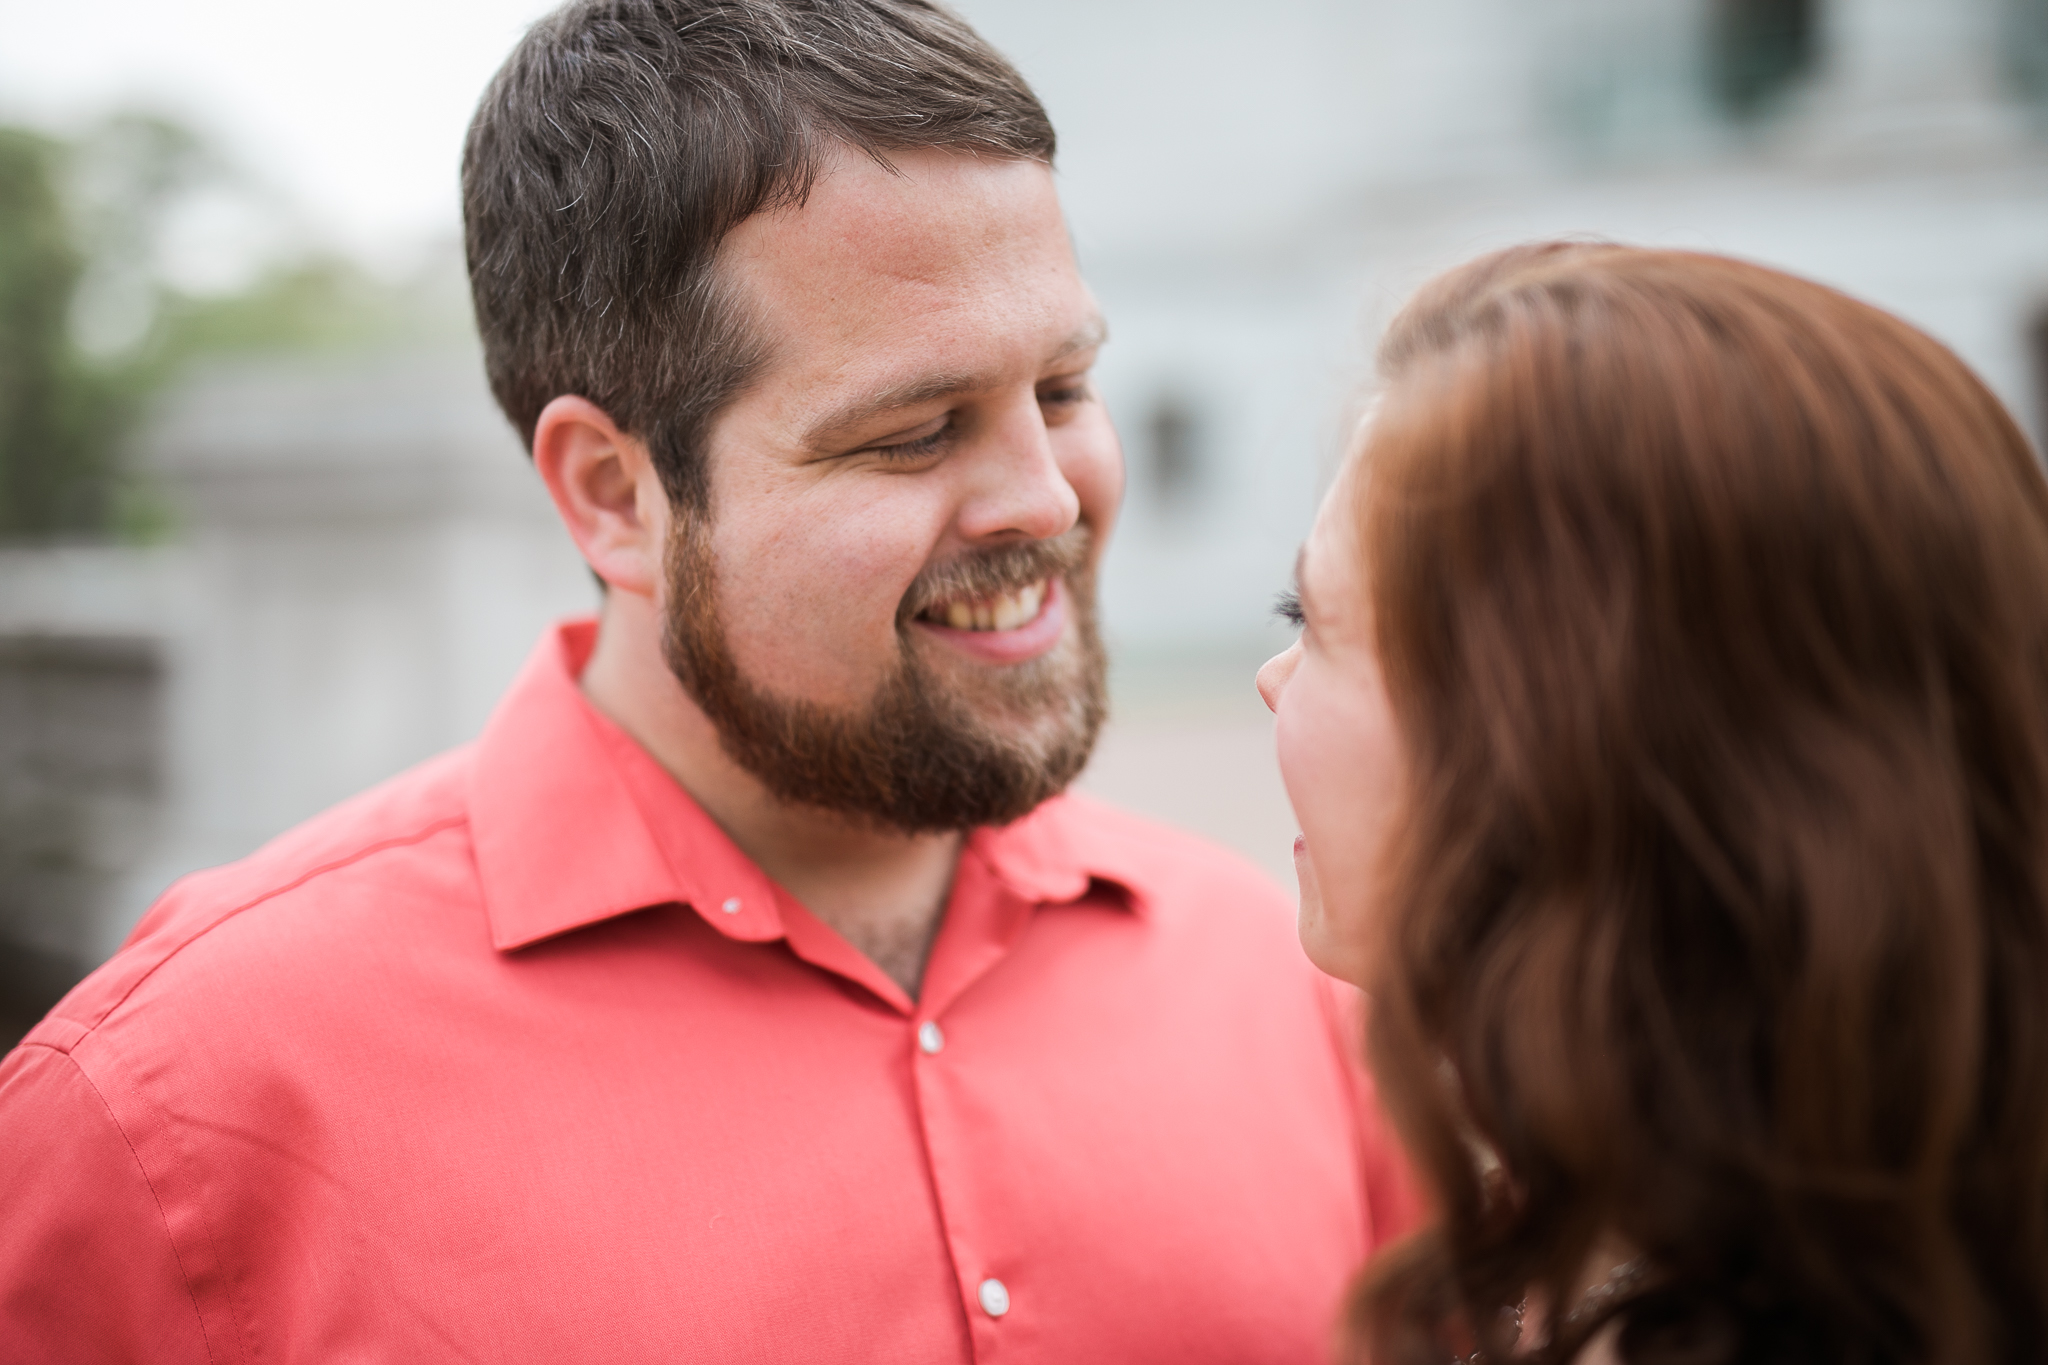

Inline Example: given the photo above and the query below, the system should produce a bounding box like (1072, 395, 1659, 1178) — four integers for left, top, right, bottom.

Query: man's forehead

(721, 147, 1070, 301)
(708, 146, 1095, 442)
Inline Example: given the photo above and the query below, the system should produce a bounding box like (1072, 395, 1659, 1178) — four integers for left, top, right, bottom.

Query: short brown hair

(1352, 244, 2048, 1365)
(462, 0, 1054, 509)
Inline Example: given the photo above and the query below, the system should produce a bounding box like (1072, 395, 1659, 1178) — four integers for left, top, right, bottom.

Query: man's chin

(666, 524, 1107, 831)
(906, 629, 1093, 726)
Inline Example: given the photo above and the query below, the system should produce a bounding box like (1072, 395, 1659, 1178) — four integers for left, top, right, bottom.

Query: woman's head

(1287, 243, 2048, 1364)
(1258, 445, 1405, 984)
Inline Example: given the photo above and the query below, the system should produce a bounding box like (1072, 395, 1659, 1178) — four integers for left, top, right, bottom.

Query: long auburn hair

(1349, 243, 2048, 1365)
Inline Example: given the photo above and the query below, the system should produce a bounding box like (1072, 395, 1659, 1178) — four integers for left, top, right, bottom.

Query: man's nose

(1256, 643, 1301, 713)
(954, 394, 1082, 542)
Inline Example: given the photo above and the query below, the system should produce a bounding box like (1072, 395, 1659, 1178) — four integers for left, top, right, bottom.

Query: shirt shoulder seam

(27, 1042, 233, 1365)
(71, 814, 471, 1041)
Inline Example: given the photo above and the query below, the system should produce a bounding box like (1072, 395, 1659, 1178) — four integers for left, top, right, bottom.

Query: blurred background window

(2011, 0, 2048, 104)
(1147, 388, 1204, 510)
(1710, 0, 1820, 119)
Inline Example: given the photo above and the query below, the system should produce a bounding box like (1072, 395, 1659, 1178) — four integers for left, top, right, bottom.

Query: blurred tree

(0, 113, 446, 544)
(0, 129, 130, 539)
(155, 254, 429, 358)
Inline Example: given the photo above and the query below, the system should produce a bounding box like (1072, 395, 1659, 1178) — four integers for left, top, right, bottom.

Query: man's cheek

(1063, 417, 1126, 535)
(716, 559, 911, 693)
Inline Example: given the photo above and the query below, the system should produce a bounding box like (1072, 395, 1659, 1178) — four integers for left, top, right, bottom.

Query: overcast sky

(0, 0, 554, 261)
(0, 0, 1442, 277)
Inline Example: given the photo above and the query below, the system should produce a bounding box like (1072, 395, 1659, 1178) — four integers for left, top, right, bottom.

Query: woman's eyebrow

(1293, 546, 1320, 618)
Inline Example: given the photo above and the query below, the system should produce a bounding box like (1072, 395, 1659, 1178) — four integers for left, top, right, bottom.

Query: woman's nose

(1256, 643, 1301, 713)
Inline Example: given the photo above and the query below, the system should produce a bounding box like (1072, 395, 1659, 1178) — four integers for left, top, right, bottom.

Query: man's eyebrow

(1048, 314, 1109, 364)
(800, 315, 1110, 453)
(801, 371, 982, 452)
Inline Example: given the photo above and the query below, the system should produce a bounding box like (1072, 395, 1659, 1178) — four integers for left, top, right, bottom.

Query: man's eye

(870, 425, 949, 460)
(1273, 589, 1305, 628)
(1038, 382, 1089, 407)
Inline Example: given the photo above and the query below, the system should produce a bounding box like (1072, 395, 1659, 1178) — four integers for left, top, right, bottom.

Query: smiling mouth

(917, 578, 1049, 632)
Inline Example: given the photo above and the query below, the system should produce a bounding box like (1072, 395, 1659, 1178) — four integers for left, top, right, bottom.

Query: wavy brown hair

(1348, 244, 2048, 1365)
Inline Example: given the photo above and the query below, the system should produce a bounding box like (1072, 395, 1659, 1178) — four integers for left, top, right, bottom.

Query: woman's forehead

(1301, 459, 1368, 628)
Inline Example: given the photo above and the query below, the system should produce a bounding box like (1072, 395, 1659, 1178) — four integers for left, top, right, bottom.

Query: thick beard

(660, 516, 1108, 835)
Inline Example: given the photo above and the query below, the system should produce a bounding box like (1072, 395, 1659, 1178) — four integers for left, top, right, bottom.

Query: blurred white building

(959, 0, 2048, 655)
(3, 0, 2046, 1002)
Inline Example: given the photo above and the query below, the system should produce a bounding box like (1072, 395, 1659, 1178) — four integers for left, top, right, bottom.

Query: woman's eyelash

(1274, 589, 1305, 627)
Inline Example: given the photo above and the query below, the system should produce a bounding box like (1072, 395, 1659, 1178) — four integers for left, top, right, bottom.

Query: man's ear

(531, 396, 669, 597)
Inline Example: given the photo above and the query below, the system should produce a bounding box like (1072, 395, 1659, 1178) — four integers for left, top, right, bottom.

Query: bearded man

(0, 2, 1417, 1360)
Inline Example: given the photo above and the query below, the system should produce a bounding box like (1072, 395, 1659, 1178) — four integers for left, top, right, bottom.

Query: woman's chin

(1293, 839, 1369, 985)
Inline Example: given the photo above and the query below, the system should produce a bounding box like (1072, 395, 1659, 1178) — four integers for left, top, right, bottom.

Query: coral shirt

(0, 621, 1418, 1364)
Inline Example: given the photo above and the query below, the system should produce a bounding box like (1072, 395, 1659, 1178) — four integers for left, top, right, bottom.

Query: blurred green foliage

(0, 128, 122, 540)
(0, 113, 443, 544)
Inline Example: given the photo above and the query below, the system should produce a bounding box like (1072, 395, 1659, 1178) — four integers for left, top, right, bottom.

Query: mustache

(899, 526, 1093, 622)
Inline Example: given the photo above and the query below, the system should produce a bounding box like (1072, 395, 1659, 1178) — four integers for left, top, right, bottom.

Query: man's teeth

(935, 580, 1046, 632)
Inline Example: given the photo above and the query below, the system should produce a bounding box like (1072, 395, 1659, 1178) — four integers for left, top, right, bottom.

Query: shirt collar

(469, 619, 1144, 952)
(469, 621, 781, 950)
(967, 793, 1150, 919)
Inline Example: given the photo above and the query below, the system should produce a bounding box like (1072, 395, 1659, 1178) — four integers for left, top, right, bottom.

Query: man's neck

(578, 592, 960, 999)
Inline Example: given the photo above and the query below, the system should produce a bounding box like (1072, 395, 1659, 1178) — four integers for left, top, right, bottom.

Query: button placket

(899, 866, 1039, 1352)
(909, 1015, 1011, 1333)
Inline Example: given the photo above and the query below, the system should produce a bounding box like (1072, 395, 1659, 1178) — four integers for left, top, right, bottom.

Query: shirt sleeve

(0, 1042, 214, 1365)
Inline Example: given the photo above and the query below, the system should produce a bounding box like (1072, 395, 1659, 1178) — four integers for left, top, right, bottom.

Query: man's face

(662, 145, 1122, 833)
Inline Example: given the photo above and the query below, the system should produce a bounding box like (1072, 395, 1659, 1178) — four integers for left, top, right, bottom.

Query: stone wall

(0, 633, 163, 1039)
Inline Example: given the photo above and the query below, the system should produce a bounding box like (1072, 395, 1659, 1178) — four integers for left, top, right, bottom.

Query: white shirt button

(720, 897, 742, 914)
(917, 1021, 945, 1055)
(978, 1278, 1010, 1318)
